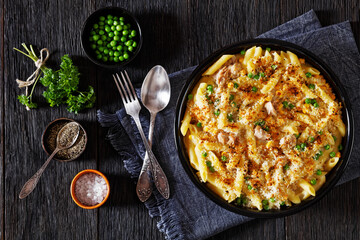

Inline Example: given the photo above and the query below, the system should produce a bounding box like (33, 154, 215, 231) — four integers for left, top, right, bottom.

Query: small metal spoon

(19, 122, 80, 199)
(136, 65, 171, 202)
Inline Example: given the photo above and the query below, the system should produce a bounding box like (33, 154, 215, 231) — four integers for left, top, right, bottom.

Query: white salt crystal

(74, 172, 108, 206)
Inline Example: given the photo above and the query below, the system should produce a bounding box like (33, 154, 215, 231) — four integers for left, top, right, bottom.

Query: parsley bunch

(14, 44, 95, 113)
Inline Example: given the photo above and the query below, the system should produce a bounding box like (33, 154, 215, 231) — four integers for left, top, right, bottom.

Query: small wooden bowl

(70, 169, 110, 209)
(42, 118, 88, 162)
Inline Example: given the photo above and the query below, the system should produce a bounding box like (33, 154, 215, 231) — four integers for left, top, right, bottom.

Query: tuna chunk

(254, 125, 271, 140)
(217, 131, 237, 146)
(264, 101, 277, 116)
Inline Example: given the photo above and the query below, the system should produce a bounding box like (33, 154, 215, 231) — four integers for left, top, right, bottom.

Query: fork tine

(112, 74, 127, 106)
(121, 71, 136, 102)
(124, 70, 137, 99)
(116, 73, 131, 103)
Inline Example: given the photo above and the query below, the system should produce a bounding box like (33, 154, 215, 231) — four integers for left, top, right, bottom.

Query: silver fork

(113, 71, 170, 200)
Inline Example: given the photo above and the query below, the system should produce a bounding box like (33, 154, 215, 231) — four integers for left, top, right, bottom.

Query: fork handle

(133, 116, 170, 199)
(136, 112, 156, 202)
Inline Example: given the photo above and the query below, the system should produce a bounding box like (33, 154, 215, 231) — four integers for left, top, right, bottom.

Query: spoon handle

(136, 113, 156, 202)
(19, 148, 59, 199)
(133, 116, 170, 200)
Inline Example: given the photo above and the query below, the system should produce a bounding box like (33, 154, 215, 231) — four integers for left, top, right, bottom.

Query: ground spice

(45, 121, 86, 160)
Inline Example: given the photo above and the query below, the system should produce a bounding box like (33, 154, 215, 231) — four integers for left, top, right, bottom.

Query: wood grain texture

(1, 0, 359, 239)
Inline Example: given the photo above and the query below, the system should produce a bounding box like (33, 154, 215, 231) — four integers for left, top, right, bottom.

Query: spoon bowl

(141, 65, 171, 113)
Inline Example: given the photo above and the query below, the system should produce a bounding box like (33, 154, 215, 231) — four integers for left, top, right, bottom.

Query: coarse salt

(75, 173, 108, 206)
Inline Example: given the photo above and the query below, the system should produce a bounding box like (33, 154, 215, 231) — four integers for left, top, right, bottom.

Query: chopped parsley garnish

(227, 113, 234, 122)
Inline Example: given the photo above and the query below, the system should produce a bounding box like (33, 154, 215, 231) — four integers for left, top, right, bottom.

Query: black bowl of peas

(81, 7, 142, 68)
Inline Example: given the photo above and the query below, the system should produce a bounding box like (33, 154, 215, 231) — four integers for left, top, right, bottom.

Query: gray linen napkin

(98, 10, 360, 240)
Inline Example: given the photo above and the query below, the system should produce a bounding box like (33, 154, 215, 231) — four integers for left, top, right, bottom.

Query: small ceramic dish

(42, 118, 87, 162)
(81, 6, 143, 68)
(70, 169, 110, 209)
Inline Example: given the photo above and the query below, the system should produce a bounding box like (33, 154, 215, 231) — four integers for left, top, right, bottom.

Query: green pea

(93, 35, 100, 41)
(117, 45, 123, 51)
(122, 30, 129, 35)
(112, 46, 117, 51)
(131, 30, 136, 36)
(119, 17, 124, 21)
(97, 40, 103, 45)
(115, 25, 121, 31)
(103, 49, 109, 54)
(108, 32, 114, 38)
(96, 54, 102, 59)
(260, 72, 265, 78)
(101, 35, 107, 41)
(197, 122, 202, 127)
(125, 40, 131, 46)
(102, 56, 108, 62)
(99, 30, 105, 35)
(90, 30, 96, 35)
(114, 31, 120, 36)
(308, 136, 315, 143)
(95, 50, 100, 54)
(305, 98, 312, 104)
(221, 155, 227, 162)
(111, 25, 116, 31)
(270, 197, 275, 202)
(98, 46, 104, 52)
(128, 46, 134, 51)
(253, 74, 260, 80)
(106, 43, 111, 48)
(114, 57, 119, 62)
(93, 24, 99, 29)
(99, 16, 105, 21)
(89, 37, 94, 42)
(188, 94, 193, 100)
(109, 56, 114, 62)
(110, 41, 117, 47)
(114, 51, 120, 57)
(107, 19, 113, 25)
(119, 56, 124, 61)
(330, 152, 336, 157)
(91, 44, 96, 49)
(266, 47, 271, 52)
(313, 102, 319, 108)
(202, 152, 208, 157)
(325, 144, 330, 150)
(240, 49, 245, 55)
(310, 179, 317, 185)
(113, 16, 118, 21)
(252, 86, 258, 92)
(114, 36, 120, 41)
(119, 21, 124, 26)
(316, 170, 322, 175)
(306, 72, 312, 78)
(123, 53, 129, 59)
(309, 84, 315, 90)
(229, 94, 234, 101)
(113, 20, 119, 26)
(99, 22, 104, 27)
(107, 14, 113, 19)
(214, 109, 220, 116)
(109, 50, 114, 56)
(121, 36, 127, 42)
(105, 26, 111, 32)
(248, 73, 254, 78)
(247, 185, 252, 190)
(338, 144, 343, 151)
(132, 42, 137, 47)
(271, 64, 277, 70)
(123, 25, 128, 30)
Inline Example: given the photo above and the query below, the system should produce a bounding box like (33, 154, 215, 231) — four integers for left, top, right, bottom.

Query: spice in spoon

(45, 121, 86, 160)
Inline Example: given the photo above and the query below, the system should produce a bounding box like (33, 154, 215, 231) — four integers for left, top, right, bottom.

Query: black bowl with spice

(42, 118, 87, 162)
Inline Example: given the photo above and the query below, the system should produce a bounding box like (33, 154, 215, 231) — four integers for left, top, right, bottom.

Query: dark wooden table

(1, 0, 359, 239)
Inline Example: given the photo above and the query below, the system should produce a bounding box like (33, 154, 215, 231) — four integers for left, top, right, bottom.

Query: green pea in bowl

(81, 7, 143, 68)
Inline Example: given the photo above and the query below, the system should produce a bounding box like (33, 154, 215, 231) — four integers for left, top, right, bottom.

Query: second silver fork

(113, 71, 170, 200)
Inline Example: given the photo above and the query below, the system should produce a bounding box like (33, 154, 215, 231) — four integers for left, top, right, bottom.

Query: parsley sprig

(14, 44, 95, 113)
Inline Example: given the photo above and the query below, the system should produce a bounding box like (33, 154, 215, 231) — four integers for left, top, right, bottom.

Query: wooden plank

(0, 0, 4, 238)
(95, 1, 189, 239)
(3, 0, 97, 239)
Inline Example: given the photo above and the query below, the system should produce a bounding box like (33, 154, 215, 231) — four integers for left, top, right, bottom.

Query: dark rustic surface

(0, 0, 359, 239)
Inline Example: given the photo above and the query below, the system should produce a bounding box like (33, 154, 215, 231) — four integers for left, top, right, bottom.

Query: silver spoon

(136, 65, 171, 202)
(19, 122, 80, 199)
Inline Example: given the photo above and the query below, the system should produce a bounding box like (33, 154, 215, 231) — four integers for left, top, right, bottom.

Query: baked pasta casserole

(180, 46, 345, 210)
